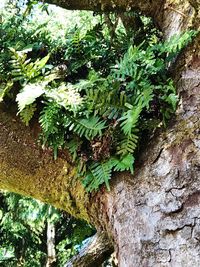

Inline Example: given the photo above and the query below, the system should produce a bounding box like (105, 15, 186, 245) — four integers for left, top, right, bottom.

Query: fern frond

(111, 154, 134, 174)
(140, 85, 154, 109)
(67, 139, 81, 162)
(0, 81, 13, 102)
(39, 102, 61, 134)
(39, 103, 67, 160)
(117, 133, 139, 156)
(46, 83, 83, 112)
(82, 77, 125, 119)
(83, 160, 113, 191)
(9, 48, 50, 82)
(19, 103, 37, 126)
(119, 102, 142, 136)
(158, 30, 197, 55)
(16, 83, 45, 112)
(70, 116, 106, 140)
(82, 171, 97, 191)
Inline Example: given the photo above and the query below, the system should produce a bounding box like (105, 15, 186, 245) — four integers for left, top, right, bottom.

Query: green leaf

(46, 83, 83, 111)
(164, 93, 178, 111)
(117, 133, 139, 156)
(70, 116, 106, 140)
(16, 83, 45, 112)
(67, 139, 81, 162)
(34, 54, 50, 69)
(112, 154, 134, 174)
(0, 81, 13, 102)
(19, 103, 37, 126)
(119, 103, 142, 136)
(83, 161, 113, 191)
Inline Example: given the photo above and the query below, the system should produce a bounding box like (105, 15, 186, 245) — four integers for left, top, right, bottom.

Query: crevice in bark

(152, 148, 164, 164)
(163, 223, 194, 235)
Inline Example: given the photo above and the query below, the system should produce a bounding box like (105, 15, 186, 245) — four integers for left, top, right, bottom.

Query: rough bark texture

(45, 0, 164, 21)
(46, 206, 57, 267)
(0, 0, 200, 266)
(96, 2, 200, 265)
(46, 220, 56, 267)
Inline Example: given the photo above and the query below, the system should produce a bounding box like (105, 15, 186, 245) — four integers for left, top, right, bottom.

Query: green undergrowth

(0, 4, 197, 191)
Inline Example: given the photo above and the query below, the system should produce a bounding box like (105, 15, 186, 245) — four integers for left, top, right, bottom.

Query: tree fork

(0, 0, 200, 266)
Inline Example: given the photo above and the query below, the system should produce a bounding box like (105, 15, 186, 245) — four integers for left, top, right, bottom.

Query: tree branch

(44, 0, 164, 22)
(64, 232, 114, 267)
(0, 103, 90, 222)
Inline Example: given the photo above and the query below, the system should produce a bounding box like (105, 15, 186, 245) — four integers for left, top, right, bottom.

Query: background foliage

(0, 191, 94, 266)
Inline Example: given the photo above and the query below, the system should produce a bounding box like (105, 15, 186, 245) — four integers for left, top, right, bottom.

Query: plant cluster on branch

(0, 3, 196, 191)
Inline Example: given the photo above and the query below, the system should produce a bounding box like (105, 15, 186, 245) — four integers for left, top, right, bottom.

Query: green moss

(171, 117, 199, 146)
(0, 107, 90, 223)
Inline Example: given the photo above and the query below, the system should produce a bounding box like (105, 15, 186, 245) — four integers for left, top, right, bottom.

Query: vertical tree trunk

(96, 2, 200, 265)
(46, 207, 56, 267)
(97, 43, 199, 267)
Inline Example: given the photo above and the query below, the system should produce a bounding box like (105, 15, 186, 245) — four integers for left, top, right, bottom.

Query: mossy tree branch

(44, 0, 163, 14)
(0, 103, 90, 222)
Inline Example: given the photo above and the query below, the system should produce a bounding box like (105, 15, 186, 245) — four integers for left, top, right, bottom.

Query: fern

(117, 133, 139, 156)
(20, 103, 37, 126)
(83, 154, 134, 192)
(0, 14, 194, 192)
(16, 82, 45, 112)
(112, 154, 134, 174)
(67, 139, 81, 162)
(158, 30, 197, 57)
(46, 83, 83, 113)
(71, 29, 82, 54)
(69, 116, 106, 140)
(38, 32, 194, 190)
(76, 72, 126, 119)
(140, 85, 154, 109)
(0, 81, 13, 102)
(83, 160, 113, 191)
(39, 102, 67, 159)
(9, 48, 50, 83)
(119, 102, 143, 136)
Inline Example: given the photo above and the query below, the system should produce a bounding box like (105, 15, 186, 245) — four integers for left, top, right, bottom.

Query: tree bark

(45, 0, 164, 21)
(46, 207, 56, 267)
(0, 0, 200, 266)
(0, 104, 90, 222)
(64, 232, 114, 267)
(95, 2, 200, 264)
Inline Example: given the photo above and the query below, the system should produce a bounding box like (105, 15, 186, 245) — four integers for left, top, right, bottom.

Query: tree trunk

(0, 0, 200, 266)
(46, 207, 56, 267)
